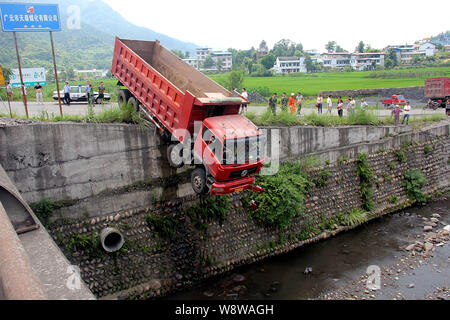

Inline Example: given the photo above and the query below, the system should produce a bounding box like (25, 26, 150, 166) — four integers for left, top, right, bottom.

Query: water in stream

(166, 197, 449, 300)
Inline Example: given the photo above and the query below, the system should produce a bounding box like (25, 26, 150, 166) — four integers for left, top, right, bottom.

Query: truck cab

(191, 114, 265, 195)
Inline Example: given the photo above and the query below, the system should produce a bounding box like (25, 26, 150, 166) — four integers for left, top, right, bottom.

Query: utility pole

(13, 32, 29, 119)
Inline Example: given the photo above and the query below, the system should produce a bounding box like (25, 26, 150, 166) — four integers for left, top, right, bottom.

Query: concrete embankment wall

(0, 121, 449, 299)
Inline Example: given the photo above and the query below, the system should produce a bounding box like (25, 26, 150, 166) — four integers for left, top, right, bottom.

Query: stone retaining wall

(46, 136, 449, 299)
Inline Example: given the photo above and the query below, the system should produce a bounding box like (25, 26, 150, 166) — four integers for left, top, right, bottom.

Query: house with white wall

(273, 57, 306, 74)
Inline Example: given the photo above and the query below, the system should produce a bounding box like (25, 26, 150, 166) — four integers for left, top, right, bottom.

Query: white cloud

(103, 0, 450, 51)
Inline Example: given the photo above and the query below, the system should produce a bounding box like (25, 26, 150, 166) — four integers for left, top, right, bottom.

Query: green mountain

(0, 0, 198, 70)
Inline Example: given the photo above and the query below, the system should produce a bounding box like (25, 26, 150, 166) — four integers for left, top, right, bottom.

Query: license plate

(234, 188, 244, 193)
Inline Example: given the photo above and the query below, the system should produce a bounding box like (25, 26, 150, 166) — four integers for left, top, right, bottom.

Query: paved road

(0, 100, 446, 119)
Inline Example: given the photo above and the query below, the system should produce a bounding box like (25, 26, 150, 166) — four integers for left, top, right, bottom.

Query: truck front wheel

(191, 168, 208, 194)
(167, 144, 184, 168)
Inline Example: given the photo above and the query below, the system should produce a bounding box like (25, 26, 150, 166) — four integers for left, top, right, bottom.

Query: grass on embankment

(245, 109, 447, 127)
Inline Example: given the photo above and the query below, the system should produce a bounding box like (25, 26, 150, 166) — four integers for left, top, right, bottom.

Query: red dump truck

(111, 38, 265, 195)
(381, 94, 406, 107)
(425, 77, 450, 107)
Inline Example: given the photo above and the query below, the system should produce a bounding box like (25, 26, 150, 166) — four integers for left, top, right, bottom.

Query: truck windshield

(222, 134, 266, 165)
(397, 96, 405, 100)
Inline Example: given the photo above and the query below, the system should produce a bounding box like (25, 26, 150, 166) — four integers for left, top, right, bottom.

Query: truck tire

(191, 168, 208, 194)
(167, 144, 184, 168)
(128, 97, 140, 112)
(118, 89, 131, 106)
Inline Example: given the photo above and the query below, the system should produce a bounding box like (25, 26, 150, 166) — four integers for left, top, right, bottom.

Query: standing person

(326, 95, 332, 114)
(34, 82, 44, 104)
(360, 98, 368, 111)
(316, 93, 323, 114)
(63, 81, 71, 106)
(346, 98, 352, 115)
(280, 92, 288, 112)
(349, 96, 356, 114)
(85, 81, 91, 105)
(98, 82, 106, 104)
(337, 98, 344, 118)
(392, 104, 402, 126)
(6, 81, 13, 116)
(401, 101, 411, 125)
(289, 93, 296, 114)
(445, 99, 450, 117)
(295, 92, 303, 115)
(268, 93, 277, 115)
(240, 88, 248, 114)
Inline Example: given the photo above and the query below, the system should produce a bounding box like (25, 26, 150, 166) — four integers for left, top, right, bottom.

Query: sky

(103, 0, 450, 52)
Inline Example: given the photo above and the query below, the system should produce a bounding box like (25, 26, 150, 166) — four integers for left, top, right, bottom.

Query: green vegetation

(66, 232, 102, 258)
(337, 208, 368, 227)
(394, 150, 407, 163)
(402, 169, 427, 203)
(30, 198, 65, 226)
(186, 196, 231, 231)
(387, 195, 399, 204)
(145, 214, 179, 239)
(388, 162, 396, 170)
(356, 153, 375, 211)
(424, 144, 433, 154)
(243, 161, 314, 229)
(314, 170, 332, 187)
(210, 67, 450, 97)
(338, 157, 349, 165)
(244, 110, 445, 127)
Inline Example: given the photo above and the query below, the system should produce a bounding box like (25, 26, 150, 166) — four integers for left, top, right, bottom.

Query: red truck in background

(425, 77, 450, 107)
(111, 38, 265, 196)
(381, 94, 406, 107)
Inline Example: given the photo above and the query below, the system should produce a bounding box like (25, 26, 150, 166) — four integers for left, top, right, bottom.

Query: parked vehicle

(381, 94, 406, 108)
(423, 99, 440, 110)
(111, 38, 265, 196)
(424, 77, 450, 108)
(52, 85, 111, 104)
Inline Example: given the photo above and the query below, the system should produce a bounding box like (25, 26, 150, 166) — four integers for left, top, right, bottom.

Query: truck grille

(229, 167, 258, 179)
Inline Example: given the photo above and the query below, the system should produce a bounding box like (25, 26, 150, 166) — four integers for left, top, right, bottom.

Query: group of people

(62, 81, 106, 106)
(316, 94, 369, 118)
(267, 92, 305, 115)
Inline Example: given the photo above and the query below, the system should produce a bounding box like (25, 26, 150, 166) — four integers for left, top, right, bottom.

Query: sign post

(0, 64, 12, 117)
(13, 31, 28, 118)
(0, 2, 62, 118)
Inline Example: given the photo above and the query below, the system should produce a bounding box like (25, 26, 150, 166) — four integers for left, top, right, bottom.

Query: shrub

(186, 196, 231, 231)
(394, 150, 407, 163)
(244, 162, 313, 229)
(337, 208, 367, 227)
(356, 153, 375, 211)
(145, 214, 179, 238)
(402, 169, 427, 203)
(424, 145, 432, 154)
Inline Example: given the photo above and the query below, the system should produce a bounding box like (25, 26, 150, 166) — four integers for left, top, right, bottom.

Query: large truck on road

(424, 77, 450, 108)
(111, 38, 265, 196)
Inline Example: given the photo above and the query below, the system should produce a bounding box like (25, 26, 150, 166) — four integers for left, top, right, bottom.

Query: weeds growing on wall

(243, 161, 314, 229)
(337, 208, 367, 227)
(186, 196, 231, 231)
(66, 232, 103, 258)
(402, 169, 427, 203)
(145, 214, 179, 238)
(356, 153, 375, 211)
(30, 198, 65, 226)
(314, 169, 331, 187)
(424, 144, 433, 154)
(394, 150, 407, 163)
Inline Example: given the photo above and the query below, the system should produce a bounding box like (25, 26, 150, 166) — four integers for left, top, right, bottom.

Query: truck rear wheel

(118, 89, 131, 106)
(167, 144, 184, 168)
(128, 97, 140, 112)
(191, 168, 208, 194)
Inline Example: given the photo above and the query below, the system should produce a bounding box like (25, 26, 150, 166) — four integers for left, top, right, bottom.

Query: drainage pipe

(0, 201, 47, 300)
(100, 227, 125, 253)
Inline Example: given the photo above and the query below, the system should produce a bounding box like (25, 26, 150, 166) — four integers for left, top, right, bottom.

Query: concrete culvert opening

(100, 228, 124, 253)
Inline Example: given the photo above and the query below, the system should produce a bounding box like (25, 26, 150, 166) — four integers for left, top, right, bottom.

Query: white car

(53, 85, 111, 104)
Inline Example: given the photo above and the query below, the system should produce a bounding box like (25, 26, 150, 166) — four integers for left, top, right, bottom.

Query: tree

(325, 41, 337, 53)
(356, 41, 365, 53)
(0, 65, 13, 81)
(184, 51, 190, 59)
(385, 48, 398, 69)
(216, 59, 223, 72)
(203, 54, 215, 69)
(335, 45, 345, 52)
(260, 53, 276, 69)
(259, 40, 267, 50)
(304, 55, 314, 73)
(227, 70, 244, 91)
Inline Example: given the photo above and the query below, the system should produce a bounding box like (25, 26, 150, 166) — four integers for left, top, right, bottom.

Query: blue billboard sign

(0, 2, 61, 32)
